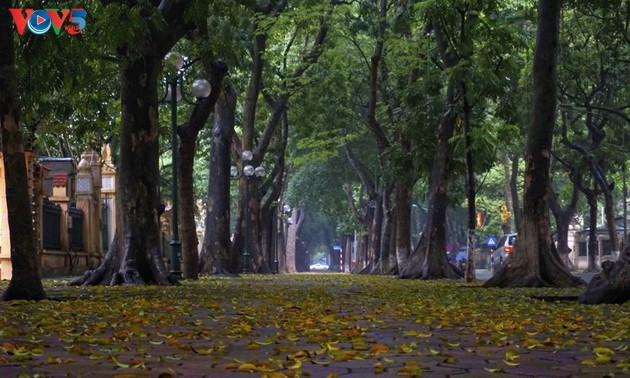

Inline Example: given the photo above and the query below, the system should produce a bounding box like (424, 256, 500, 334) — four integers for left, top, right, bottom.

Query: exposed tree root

(579, 238, 630, 304)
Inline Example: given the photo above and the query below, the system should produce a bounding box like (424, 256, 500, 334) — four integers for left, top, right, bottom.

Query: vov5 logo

(9, 8, 87, 35)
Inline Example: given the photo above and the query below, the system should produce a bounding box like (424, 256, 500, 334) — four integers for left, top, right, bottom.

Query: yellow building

(0, 153, 12, 280)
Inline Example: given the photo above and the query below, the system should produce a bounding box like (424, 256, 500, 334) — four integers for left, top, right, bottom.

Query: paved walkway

(1, 273, 628, 377)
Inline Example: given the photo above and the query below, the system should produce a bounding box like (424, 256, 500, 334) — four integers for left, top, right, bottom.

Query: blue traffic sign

(486, 237, 497, 247)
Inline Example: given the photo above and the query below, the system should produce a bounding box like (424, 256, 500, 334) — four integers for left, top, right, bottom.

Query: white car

(309, 263, 329, 270)
(491, 233, 517, 272)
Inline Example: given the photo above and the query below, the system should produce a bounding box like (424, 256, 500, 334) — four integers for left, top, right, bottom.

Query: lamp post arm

(178, 60, 228, 141)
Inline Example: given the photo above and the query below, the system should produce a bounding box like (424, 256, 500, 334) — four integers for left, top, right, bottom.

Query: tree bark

(485, 0, 583, 288)
(583, 188, 600, 272)
(398, 83, 459, 280)
(285, 207, 305, 273)
(462, 84, 476, 282)
(579, 234, 630, 304)
(200, 83, 237, 276)
(548, 168, 580, 269)
(398, 14, 462, 280)
(510, 155, 522, 234)
(372, 186, 396, 274)
(72, 0, 194, 285)
(394, 183, 412, 273)
(501, 153, 514, 234)
(0, 0, 46, 300)
(178, 60, 228, 279)
(368, 194, 384, 266)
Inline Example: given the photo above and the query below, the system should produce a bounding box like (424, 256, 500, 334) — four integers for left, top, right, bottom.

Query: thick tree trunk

(179, 60, 228, 279)
(352, 233, 369, 273)
(398, 15, 462, 280)
(200, 85, 237, 276)
(75, 55, 173, 286)
(510, 155, 522, 234)
(398, 84, 459, 280)
(0, 2, 45, 300)
(248, 185, 270, 273)
(548, 176, 579, 269)
(373, 188, 396, 274)
(601, 189, 619, 253)
(260, 207, 273, 272)
(285, 207, 305, 273)
(70, 1, 194, 286)
(179, 127, 200, 278)
(501, 153, 514, 234)
(579, 234, 630, 304)
(485, 0, 582, 288)
(462, 86, 476, 282)
(394, 183, 413, 272)
(368, 194, 384, 266)
(554, 217, 573, 268)
(277, 211, 288, 273)
(585, 192, 600, 272)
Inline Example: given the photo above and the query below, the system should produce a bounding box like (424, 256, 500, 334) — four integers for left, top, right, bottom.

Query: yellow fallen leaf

(397, 361, 422, 376)
(253, 338, 275, 345)
(190, 346, 213, 355)
(262, 372, 289, 378)
(616, 359, 630, 370)
(443, 356, 457, 364)
(284, 359, 302, 369)
(593, 347, 615, 357)
(505, 350, 520, 361)
(311, 359, 331, 365)
(237, 363, 258, 372)
(111, 356, 129, 368)
(484, 367, 504, 373)
(595, 356, 612, 364)
(331, 350, 357, 361)
(503, 359, 519, 367)
(374, 361, 384, 374)
(369, 343, 389, 355)
(288, 350, 309, 360)
(88, 353, 105, 360)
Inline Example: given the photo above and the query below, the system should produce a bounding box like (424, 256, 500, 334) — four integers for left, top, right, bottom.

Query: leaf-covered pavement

(1, 274, 629, 377)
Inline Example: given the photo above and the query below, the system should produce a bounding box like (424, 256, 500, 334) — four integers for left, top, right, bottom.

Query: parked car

(309, 262, 329, 270)
(491, 233, 517, 272)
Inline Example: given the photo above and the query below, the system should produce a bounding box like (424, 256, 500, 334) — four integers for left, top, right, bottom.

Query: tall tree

(399, 4, 470, 279)
(73, 0, 203, 285)
(178, 58, 229, 279)
(485, 0, 583, 288)
(200, 68, 237, 276)
(0, 0, 46, 301)
(232, 0, 340, 272)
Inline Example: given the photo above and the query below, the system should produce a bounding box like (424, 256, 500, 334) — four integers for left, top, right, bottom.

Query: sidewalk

(1, 274, 628, 377)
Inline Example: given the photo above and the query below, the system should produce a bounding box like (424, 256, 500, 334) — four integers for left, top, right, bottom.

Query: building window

(578, 242, 587, 256)
(602, 240, 612, 256)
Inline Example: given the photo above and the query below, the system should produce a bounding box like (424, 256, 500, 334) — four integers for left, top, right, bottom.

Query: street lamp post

(238, 150, 265, 273)
(162, 52, 211, 277)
